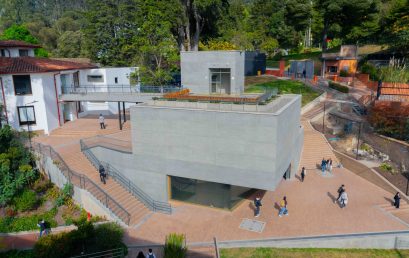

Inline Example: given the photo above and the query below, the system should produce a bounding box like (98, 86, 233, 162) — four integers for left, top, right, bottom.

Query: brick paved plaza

(16, 105, 407, 253)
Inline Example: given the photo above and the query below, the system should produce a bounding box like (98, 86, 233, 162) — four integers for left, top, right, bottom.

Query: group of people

(321, 158, 333, 175)
(254, 196, 289, 217)
(136, 249, 156, 258)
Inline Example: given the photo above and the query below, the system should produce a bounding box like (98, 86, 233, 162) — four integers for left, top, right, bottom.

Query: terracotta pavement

(4, 105, 409, 255)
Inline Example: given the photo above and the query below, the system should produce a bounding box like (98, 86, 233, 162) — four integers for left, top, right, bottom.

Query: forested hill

(0, 0, 407, 84)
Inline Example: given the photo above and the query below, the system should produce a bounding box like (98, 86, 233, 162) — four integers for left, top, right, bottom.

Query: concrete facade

(181, 51, 245, 95)
(118, 95, 304, 203)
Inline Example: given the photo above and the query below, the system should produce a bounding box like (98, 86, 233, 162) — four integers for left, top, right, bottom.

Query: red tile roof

(0, 40, 41, 48)
(0, 57, 97, 74)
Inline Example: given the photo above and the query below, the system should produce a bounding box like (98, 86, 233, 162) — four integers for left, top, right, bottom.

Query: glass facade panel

(209, 68, 231, 94)
(170, 176, 256, 210)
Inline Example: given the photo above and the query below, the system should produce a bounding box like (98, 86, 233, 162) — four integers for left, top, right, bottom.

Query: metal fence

(80, 139, 172, 214)
(61, 85, 182, 94)
(70, 248, 125, 258)
(33, 142, 131, 225)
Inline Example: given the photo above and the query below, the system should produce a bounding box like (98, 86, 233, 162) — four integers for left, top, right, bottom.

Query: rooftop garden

(245, 78, 321, 106)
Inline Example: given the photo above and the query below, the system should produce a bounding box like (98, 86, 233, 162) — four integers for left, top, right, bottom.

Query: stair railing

(80, 139, 172, 214)
(33, 142, 131, 225)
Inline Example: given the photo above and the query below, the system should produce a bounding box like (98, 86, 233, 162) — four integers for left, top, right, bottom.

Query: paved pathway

(4, 97, 409, 257)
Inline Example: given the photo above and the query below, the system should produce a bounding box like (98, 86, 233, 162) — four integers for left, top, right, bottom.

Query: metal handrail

(61, 85, 182, 94)
(80, 140, 172, 214)
(70, 248, 125, 258)
(33, 142, 131, 225)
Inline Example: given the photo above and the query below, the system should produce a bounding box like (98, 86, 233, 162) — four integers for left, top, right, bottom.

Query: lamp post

(24, 100, 38, 150)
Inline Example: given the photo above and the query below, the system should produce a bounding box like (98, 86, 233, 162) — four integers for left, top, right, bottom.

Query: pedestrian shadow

(294, 174, 302, 182)
(384, 197, 394, 206)
(248, 202, 256, 214)
(274, 202, 281, 211)
(327, 192, 336, 202)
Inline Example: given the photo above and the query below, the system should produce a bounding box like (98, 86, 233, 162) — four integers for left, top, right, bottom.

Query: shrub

(13, 190, 38, 211)
(0, 249, 34, 258)
(32, 176, 52, 194)
(339, 69, 349, 77)
(360, 62, 379, 81)
(33, 221, 126, 258)
(164, 233, 187, 258)
(0, 208, 57, 233)
(329, 81, 349, 93)
(379, 58, 409, 83)
(380, 162, 393, 172)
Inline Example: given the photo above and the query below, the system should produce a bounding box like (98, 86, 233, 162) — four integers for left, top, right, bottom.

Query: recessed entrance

(170, 175, 256, 210)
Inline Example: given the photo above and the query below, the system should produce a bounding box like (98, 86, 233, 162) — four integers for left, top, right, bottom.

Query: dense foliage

(0, 0, 407, 81)
(0, 125, 37, 206)
(33, 221, 126, 258)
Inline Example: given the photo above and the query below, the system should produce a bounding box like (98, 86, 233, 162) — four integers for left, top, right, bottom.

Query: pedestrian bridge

(59, 85, 180, 102)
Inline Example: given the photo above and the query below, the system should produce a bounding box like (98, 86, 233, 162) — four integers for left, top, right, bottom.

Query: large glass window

(170, 176, 256, 210)
(209, 68, 231, 94)
(13, 75, 32, 95)
(17, 106, 36, 125)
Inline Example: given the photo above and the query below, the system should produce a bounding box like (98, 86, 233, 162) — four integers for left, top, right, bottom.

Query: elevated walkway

(59, 85, 179, 102)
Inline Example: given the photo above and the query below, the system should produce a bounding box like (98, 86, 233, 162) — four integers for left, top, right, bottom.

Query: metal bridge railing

(80, 139, 172, 214)
(33, 142, 131, 225)
(61, 85, 182, 94)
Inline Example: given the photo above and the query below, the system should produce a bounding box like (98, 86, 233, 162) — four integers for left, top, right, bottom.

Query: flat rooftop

(134, 94, 301, 115)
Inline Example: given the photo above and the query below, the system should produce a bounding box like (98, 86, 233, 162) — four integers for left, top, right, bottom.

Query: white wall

(3, 48, 35, 57)
(78, 67, 137, 87)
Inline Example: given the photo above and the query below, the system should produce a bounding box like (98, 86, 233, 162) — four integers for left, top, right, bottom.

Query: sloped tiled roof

(0, 40, 41, 48)
(0, 57, 97, 74)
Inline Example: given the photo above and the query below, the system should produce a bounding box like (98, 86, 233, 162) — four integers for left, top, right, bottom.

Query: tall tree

(315, 0, 380, 50)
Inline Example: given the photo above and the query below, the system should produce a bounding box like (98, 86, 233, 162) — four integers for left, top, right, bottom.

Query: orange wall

(338, 60, 357, 74)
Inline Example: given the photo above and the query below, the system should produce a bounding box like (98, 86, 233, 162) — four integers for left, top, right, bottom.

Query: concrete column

(118, 102, 122, 130)
(122, 102, 126, 122)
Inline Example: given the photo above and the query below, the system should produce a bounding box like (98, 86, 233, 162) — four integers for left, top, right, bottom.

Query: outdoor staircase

(301, 124, 338, 170)
(55, 142, 151, 225)
(378, 203, 409, 225)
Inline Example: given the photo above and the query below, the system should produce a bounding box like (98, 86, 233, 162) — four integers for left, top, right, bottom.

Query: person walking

(328, 158, 333, 173)
(254, 197, 262, 217)
(99, 164, 106, 184)
(340, 191, 348, 208)
(394, 192, 401, 209)
(321, 158, 327, 174)
(146, 249, 156, 258)
(99, 114, 105, 129)
(37, 219, 46, 237)
(278, 196, 288, 217)
(335, 184, 345, 203)
(301, 167, 306, 182)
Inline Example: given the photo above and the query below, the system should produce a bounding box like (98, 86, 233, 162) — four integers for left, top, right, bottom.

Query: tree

(83, 0, 139, 65)
(0, 126, 37, 206)
(178, 0, 228, 51)
(54, 30, 87, 57)
(383, 0, 409, 52)
(0, 24, 49, 57)
(315, 0, 380, 50)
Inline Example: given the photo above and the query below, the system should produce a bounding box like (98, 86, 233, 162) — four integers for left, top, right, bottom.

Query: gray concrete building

(91, 95, 303, 209)
(181, 51, 245, 95)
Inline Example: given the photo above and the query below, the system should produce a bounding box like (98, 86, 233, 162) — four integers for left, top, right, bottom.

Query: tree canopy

(0, 0, 406, 82)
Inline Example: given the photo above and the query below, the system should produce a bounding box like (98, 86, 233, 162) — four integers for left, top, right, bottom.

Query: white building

(0, 40, 137, 134)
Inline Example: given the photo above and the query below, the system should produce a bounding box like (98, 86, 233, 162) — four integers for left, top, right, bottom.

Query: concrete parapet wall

(215, 231, 409, 249)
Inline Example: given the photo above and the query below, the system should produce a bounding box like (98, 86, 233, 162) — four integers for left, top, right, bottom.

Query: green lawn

(245, 79, 321, 106)
(220, 247, 409, 258)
